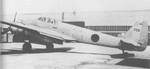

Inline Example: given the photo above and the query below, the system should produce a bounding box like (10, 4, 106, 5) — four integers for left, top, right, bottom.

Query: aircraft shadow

(65, 51, 112, 55)
(110, 53, 135, 58)
(116, 58, 150, 68)
(2, 48, 150, 68)
(65, 51, 150, 68)
(1, 47, 73, 55)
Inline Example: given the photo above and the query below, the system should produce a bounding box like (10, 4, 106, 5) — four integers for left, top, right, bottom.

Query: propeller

(2, 12, 17, 42)
(13, 12, 17, 22)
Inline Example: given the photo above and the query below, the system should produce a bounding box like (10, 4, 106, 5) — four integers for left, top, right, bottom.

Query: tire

(23, 42, 32, 52)
(46, 42, 54, 50)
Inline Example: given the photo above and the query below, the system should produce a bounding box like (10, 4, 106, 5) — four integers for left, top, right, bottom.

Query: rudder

(124, 20, 148, 50)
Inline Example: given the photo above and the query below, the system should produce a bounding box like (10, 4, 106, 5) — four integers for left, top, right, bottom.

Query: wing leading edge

(0, 20, 76, 41)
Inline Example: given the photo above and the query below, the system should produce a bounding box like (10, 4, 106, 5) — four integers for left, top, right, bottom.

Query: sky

(3, 0, 150, 14)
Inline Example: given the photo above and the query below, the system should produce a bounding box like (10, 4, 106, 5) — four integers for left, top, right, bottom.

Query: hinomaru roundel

(91, 34, 99, 42)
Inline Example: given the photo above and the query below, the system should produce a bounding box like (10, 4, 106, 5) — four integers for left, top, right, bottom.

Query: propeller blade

(13, 12, 17, 22)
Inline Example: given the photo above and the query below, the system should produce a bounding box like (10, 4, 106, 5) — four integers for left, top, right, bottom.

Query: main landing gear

(22, 40, 54, 52)
(46, 42, 54, 50)
(22, 40, 32, 52)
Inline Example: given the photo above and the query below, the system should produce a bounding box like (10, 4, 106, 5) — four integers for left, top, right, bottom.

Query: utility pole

(62, 12, 64, 21)
(73, 11, 76, 16)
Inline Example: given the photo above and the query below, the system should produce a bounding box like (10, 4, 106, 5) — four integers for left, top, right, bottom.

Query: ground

(0, 42, 150, 69)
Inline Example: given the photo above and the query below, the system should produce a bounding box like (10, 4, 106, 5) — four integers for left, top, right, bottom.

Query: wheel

(23, 42, 32, 52)
(123, 52, 135, 57)
(124, 52, 128, 54)
(46, 42, 54, 50)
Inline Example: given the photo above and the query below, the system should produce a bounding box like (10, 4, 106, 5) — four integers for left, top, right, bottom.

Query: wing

(0, 20, 76, 41)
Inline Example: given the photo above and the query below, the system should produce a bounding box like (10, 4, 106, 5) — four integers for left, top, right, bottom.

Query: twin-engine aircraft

(0, 16, 148, 55)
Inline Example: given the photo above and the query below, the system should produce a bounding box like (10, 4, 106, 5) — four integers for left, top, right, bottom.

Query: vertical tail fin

(124, 20, 148, 50)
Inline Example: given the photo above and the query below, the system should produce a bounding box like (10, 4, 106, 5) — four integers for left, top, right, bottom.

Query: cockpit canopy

(38, 17, 57, 24)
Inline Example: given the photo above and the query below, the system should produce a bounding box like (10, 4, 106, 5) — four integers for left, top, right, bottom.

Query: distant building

(63, 21, 85, 27)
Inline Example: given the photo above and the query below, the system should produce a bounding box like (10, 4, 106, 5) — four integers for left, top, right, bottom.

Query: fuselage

(19, 17, 147, 51)
(27, 17, 122, 48)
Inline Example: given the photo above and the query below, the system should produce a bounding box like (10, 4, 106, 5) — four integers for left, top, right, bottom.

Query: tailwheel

(111, 49, 135, 58)
(46, 42, 54, 50)
(122, 50, 135, 57)
(23, 40, 32, 52)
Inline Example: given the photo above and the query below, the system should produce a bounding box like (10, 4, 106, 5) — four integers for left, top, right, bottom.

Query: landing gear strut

(23, 40, 32, 52)
(122, 49, 126, 54)
(46, 42, 54, 50)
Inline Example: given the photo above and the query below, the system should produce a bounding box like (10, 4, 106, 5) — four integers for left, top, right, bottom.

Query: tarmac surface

(0, 42, 150, 69)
